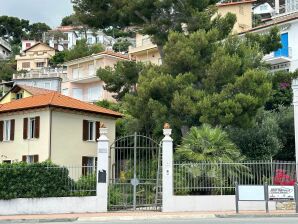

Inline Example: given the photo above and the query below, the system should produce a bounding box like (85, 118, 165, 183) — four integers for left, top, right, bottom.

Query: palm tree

(174, 124, 249, 195)
(175, 124, 244, 163)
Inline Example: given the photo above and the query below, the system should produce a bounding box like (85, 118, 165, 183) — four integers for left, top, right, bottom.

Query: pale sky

(0, 0, 74, 28)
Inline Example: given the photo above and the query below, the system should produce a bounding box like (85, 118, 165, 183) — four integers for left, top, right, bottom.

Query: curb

(0, 218, 78, 223)
(77, 214, 216, 222)
(216, 213, 298, 218)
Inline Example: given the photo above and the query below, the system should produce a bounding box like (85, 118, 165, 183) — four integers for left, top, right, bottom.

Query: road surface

(8, 217, 298, 224)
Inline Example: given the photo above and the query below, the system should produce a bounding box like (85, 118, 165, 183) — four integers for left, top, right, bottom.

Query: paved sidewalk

(0, 210, 297, 223)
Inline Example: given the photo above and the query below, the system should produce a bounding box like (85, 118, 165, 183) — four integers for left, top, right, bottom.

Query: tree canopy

(0, 16, 50, 44)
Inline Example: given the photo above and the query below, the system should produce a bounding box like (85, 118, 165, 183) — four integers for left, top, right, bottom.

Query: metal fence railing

(0, 164, 97, 199)
(174, 161, 297, 195)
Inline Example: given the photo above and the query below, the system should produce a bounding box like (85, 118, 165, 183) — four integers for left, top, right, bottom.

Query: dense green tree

(72, 0, 236, 58)
(0, 16, 29, 44)
(265, 70, 298, 110)
(112, 39, 131, 52)
(64, 40, 104, 62)
(0, 16, 51, 44)
(49, 51, 66, 66)
(61, 14, 81, 26)
(274, 106, 295, 161)
(28, 22, 51, 41)
(120, 31, 274, 139)
(97, 61, 144, 101)
(0, 60, 17, 81)
(228, 109, 282, 160)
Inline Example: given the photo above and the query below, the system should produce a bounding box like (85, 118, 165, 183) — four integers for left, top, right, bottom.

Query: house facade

(242, 11, 298, 72)
(46, 26, 116, 51)
(128, 34, 161, 65)
(0, 92, 121, 167)
(0, 84, 55, 104)
(216, 0, 255, 34)
(62, 51, 129, 102)
(0, 37, 11, 60)
(15, 43, 56, 71)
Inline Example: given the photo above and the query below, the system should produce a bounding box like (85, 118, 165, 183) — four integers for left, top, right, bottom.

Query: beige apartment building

(15, 43, 56, 71)
(62, 51, 130, 102)
(217, 0, 255, 34)
(0, 91, 121, 167)
(128, 33, 161, 65)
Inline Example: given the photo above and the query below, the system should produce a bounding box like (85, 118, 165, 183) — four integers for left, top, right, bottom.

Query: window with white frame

(3, 120, 11, 141)
(44, 82, 51, 89)
(16, 92, 23, 99)
(88, 64, 94, 76)
(72, 68, 79, 79)
(88, 86, 101, 102)
(88, 121, 95, 141)
(72, 88, 83, 100)
(28, 118, 36, 139)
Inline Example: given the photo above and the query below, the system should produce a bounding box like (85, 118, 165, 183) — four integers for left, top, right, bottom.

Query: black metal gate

(108, 133, 162, 211)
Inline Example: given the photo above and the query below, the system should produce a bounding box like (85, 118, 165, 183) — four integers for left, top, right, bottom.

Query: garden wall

(162, 195, 276, 212)
(0, 196, 103, 215)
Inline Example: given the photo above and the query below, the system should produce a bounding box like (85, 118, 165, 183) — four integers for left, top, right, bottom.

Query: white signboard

(268, 186, 295, 200)
(238, 185, 265, 201)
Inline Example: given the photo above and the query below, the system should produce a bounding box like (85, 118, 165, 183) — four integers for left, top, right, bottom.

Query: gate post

(96, 124, 109, 212)
(162, 123, 174, 212)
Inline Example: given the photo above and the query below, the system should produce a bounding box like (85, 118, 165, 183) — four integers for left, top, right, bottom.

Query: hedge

(0, 161, 74, 200)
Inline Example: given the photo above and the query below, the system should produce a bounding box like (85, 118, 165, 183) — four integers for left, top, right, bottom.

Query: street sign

(268, 186, 295, 200)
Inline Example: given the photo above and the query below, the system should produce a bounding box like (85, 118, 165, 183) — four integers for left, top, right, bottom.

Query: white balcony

(13, 68, 68, 80)
(263, 47, 292, 65)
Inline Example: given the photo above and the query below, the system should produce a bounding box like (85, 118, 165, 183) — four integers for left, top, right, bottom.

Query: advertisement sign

(268, 186, 295, 200)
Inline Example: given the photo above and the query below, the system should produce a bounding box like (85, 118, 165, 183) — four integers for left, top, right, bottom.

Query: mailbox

(98, 170, 106, 183)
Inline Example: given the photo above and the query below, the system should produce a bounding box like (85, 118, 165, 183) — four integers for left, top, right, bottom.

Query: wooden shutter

(82, 156, 88, 176)
(22, 155, 27, 162)
(23, 118, 28, 139)
(96, 121, 100, 141)
(35, 116, 40, 138)
(10, 119, 15, 141)
(83, 120, 88, 141)
(0, 121, 3, 142)
(33, 155, 39, 163)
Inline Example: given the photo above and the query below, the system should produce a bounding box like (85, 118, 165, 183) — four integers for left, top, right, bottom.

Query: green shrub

(73, 173, 96, 196)
(0, 161, 74, 200)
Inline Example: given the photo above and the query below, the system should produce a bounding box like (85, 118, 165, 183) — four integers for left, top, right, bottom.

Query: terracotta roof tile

(18, 85, 55, 95)
(0, 92, 122, 118)
(217, 0, 256, 7)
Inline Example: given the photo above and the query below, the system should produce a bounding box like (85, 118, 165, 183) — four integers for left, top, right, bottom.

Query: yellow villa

(15, 42, 56, 71)
(0, 90, 121, 167)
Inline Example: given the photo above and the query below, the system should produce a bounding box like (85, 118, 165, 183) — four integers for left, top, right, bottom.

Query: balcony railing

(263, 47, 292, 64)
(13, 68, 68, 80)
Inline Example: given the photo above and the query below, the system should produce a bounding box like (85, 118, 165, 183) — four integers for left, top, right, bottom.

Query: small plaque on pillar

(98, 170, 107, 183)
(98, 147, 107, 153)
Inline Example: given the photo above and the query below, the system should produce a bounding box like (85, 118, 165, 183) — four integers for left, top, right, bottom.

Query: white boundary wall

(161, 127, 277, 212)
(0, 197, 103, 215)
(0, 127, 110, 215)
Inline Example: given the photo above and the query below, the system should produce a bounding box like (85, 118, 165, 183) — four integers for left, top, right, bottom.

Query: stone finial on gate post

(162, 123, 174, 212)
(96, 123, 109, 212)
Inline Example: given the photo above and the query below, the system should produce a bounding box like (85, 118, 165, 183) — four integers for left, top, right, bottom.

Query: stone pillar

(292, 80, 298, 181)
(97, 124, 109, 212)
(162, 123, 174, 212)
